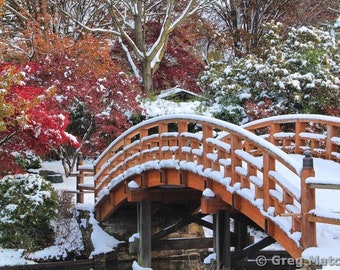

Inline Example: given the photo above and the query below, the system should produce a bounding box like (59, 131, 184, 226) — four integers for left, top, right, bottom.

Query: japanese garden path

(76, 114, 340, 268)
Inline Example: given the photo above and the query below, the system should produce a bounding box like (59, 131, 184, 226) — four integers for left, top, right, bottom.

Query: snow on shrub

(199, 22, 340, 124)
(0, 174, 59, 250)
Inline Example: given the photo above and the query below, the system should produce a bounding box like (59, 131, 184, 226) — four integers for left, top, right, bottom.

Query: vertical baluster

(262, 153, 275, 211)
(295, 121, 307, 154)
(230, 134, 242, 186)
(326, 123, 337, 160)
(203, 124, 213, 169)
(178, 120, 188, 161)
(76, 152, 84, 203)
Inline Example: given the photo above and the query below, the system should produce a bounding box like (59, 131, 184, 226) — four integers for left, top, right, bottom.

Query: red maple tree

(27, 34, 142, 174)
(0, 63, 79, 174)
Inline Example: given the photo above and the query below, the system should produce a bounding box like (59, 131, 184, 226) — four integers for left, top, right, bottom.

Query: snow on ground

(0, 159, 115, 267)
(0, 249, 36, 266)
(139, 89, 214, 119)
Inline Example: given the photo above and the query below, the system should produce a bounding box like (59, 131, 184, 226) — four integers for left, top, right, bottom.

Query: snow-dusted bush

(0, 174, 59, 250)
(14, 152, 42, 171)
(199, 22, 340, 124)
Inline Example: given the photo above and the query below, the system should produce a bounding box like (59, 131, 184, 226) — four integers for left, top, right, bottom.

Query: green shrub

(14, 152, 42, 170)
(0, 174, 59, 250)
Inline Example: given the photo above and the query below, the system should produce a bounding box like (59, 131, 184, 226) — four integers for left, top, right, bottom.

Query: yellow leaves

(0, 93, 15, 132)
(0, 65, 55, 132)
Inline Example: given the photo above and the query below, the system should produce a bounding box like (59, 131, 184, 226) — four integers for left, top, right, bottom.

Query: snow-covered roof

(158, 87, 204, 101)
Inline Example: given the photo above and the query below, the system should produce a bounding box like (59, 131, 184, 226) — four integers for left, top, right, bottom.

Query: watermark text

(255, 255, 340, 267)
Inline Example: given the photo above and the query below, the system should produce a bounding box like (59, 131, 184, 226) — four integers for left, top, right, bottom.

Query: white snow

(128, 180, 140, 189)
(129, 232, 140, 243)
(203, 253, 216, 264)
(203, 188, 216, 198)
(87, 210, 121, 256)
(0, 249, 36, 266)
(132, 260, 153, 270)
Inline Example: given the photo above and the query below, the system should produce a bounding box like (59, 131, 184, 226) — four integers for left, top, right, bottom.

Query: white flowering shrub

(0, 174, 59, 249)
(199, 22, 340, 124)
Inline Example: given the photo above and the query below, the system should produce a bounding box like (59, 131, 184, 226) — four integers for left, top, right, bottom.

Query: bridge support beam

(234, 219, 253, 252)
(137, 199, 151, 267)
(214, 210, 232, 270)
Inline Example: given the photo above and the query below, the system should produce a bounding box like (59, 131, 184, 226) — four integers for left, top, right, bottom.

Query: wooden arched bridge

(76, 114, 340, 269)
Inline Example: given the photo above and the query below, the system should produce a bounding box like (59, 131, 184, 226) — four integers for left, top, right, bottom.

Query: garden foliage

(199, 22, 340, 124)
(0, 174, 59, 249)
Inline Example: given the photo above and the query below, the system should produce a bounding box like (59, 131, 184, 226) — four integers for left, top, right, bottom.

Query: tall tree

(0, 0, 110, 60)
(111, 18, 206, 92)
(30, 33, 142, 175)
(50, 0, 214, 92)
(207, 0, 339, 57)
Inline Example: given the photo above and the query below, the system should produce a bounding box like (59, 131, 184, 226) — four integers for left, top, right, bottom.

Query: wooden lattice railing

(242, 114, 340, 161)
(76, 114, 340, 257)
(243, 114, 340, 235)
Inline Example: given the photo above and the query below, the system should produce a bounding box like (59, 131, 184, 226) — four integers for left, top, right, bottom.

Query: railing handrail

(242, 114, 340, 162)
(93, 114, 302, 176)
(242, 114, 340, 129)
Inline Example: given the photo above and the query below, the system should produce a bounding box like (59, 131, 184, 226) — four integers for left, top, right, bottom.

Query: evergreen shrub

(0, 174, 59, 250)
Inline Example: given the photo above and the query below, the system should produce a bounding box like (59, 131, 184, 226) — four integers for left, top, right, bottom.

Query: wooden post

(300, 150, 317, 248)
(214, 210, 231, 270)
(295, 122, 307, 154)
(230, 134, 242, 186)
(263, 153, 275, 211)
(138, 199, 152, 267)
(234, 219, 251, 252)
(76, 152, 84, 203)
(326, 124, 337, 160)
(202, 124, 213, 169)
(178, 120, 188, 161)
(269, 122, 281, 146)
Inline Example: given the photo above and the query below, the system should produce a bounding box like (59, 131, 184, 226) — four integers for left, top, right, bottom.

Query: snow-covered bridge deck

(76, 114, 340, 268)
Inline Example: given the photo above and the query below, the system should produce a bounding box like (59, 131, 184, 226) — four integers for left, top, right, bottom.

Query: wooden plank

(152, 237, 213, 251)
(127, 187, 201, 202)
(265, 218, 302, 259)
(154, 202, 213, 230)
(308, 215, 340, 226)
(301, 166, 317, 249)
(232, 236, 275, 261)
(201, 195, 231, 214)
(232, 194, 266, 229)
(307, 183, 340, 190)
(151, 217, 193, 241)
(78, 184, 95, 190)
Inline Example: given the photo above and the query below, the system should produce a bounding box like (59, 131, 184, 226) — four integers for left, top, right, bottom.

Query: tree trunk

(142, 58, 153, 92)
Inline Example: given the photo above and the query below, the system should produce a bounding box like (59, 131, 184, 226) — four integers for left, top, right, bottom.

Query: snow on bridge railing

(88, 114, 325, 249)
(242, 114, 340, 162)
(73, 114, 340, 253)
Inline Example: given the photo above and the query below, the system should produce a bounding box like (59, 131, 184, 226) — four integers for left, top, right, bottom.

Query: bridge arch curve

(76, 114, 340, 261)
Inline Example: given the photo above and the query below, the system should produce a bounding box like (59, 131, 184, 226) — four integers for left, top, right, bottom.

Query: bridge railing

(75, 114, 340, 252)
(90, 115, 322, 248)
(242, 114, 340, 162)
(243, 114, 340, 246)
